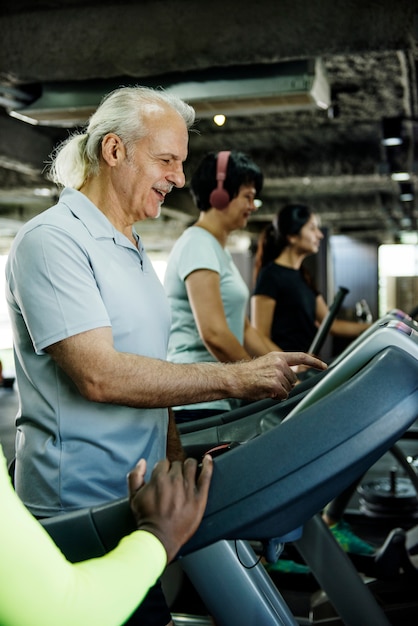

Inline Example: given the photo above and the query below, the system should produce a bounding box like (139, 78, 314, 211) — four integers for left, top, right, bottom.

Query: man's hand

(231, 351, 327, 402)
(127, 456, 213, 563)
(279, 351, 327, 373)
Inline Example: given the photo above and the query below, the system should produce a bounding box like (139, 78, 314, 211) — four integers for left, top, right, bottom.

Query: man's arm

(45, 326, 327, 407)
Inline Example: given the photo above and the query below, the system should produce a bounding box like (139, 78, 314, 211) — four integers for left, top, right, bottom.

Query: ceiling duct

(164, 58, 330, 117)
(8, 58, 330, 127)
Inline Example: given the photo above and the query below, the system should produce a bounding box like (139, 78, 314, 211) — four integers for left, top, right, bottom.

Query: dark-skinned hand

(127, 455, 213, 563)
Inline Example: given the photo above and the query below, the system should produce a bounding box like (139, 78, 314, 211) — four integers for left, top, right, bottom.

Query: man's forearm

(46, 327, 326, 408)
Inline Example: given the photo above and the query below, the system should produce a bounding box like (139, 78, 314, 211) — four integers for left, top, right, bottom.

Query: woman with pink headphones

(164, 151, 323, 423)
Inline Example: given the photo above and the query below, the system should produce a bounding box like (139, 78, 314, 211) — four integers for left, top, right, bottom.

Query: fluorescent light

(391, 172, 410, 181)
(382, 117, 403, 147)
(399, 182, 414, 202)
(382, 137, 402, 147)
(400, 192, 414, 202)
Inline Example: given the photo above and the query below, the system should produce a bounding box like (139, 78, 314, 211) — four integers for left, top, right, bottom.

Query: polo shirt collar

(60, 187, 143, 252)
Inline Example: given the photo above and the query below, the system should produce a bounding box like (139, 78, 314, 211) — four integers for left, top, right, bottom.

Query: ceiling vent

(166, 58, 330, 117)
(8, 58, 330, 127)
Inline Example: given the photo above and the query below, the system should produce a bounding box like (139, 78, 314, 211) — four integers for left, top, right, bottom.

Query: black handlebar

(308, 286, 349, 356)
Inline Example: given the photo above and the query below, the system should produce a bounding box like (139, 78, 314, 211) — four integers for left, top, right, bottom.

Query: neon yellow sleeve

(0, 446, 167, 626)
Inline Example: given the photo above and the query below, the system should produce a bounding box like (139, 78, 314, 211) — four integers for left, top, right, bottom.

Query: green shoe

(265, 559, 310, 574)
(329, 519, 375, 555)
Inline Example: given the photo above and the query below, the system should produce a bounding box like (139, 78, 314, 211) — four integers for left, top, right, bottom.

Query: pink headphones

(209, 151, 231, 209)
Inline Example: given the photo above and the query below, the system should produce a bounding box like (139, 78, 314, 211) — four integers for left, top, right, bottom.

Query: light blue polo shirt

(5, 188, 170, 516)
(164, 226, 248, 411)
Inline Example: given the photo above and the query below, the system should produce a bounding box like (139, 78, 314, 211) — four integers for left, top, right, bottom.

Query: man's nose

(168, 164, 186, 188)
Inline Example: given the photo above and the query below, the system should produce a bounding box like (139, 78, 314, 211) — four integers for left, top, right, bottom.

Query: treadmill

(41, 318, 418, 626)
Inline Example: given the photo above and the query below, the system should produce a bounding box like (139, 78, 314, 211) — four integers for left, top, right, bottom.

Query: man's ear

(101, 133, 126, 166)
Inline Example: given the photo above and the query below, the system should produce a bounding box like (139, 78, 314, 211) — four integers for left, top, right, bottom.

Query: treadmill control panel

(385, 319, 418, 338)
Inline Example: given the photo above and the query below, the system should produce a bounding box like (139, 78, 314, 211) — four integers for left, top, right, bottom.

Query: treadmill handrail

(308, 285, 349, 355)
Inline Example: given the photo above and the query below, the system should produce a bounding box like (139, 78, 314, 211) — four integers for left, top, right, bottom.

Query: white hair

(47, 86, 195, 189)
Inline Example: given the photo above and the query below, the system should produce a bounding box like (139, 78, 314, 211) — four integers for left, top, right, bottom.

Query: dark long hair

(253, 203, 313, 283)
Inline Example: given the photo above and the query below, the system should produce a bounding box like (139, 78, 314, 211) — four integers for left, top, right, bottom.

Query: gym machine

(41, 318, 418, 625)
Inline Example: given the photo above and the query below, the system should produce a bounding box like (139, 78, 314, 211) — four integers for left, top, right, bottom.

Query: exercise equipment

(41, 318, 418, 625)
(358, 473, 418, 519)
(179, 312, 418, 461)
(307, 285, 349, 356)
(179, 308, 418, 450)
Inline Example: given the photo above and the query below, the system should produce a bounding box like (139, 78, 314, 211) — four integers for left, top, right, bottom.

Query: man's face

(119, 105, 189, 222)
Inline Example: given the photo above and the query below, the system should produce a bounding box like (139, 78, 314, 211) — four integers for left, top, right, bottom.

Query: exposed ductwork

(7, 59, 330, 127)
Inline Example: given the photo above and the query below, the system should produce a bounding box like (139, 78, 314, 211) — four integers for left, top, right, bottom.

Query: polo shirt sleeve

(8, 223, 111, 353)
(0, 445, 167, 626)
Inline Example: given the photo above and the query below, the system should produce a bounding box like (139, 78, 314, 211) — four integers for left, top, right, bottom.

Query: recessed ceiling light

(213, 114, 226, 126)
